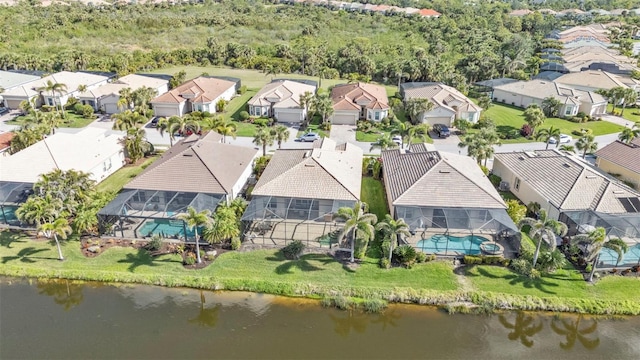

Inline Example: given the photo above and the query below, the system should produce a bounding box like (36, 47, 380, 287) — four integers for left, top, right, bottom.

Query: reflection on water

(2, 277, 640, 359)
(498, 311, 544, 348)
(551, 315, 600, 350)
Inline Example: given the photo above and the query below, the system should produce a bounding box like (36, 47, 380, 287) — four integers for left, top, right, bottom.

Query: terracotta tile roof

(330, 82, 389, 111)
(0, 132, 15, 151)
(595, 138, 640, 175)
(252, 138, 362, 201)
(151, 77, 236, 105)
(419, 9, 441, 17)
(124, 131, 257, 195)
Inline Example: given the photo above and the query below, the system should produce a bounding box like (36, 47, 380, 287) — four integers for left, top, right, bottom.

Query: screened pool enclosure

(0, 181, 34, 227)
(98, 189, 225, 240)
(395, 206, 521, 257)
(241, 196, 356, 248)
(561, 210, 640, 269)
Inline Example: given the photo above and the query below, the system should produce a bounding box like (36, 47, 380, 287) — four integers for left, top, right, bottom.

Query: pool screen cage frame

(394, 206, 521, 257)
(241, 196, 356, 248)
(98, 189, 225, 240)
(0, 181, 35, 227)
(560, 210, 640, 269)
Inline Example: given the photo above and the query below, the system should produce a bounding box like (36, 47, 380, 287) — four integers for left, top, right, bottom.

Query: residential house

(151, 76, 238, 117)
(329, 82, 389, 125)
(1, 71, 110, 109)
(0, 131, 14, 154)
(381, 144, 518, 256)
(242, 137, 363, 247)
(492, 80, 607, 117)
(401, 82, 482, 126)
(0, 70, 40, 107)
(98, 131, 258, 239)
(247, 80, 317, 123)
(78, 74, 169, 114)
(419, 9, 441, 18)
(595, 138, 640, 190)
(554, 70, 639, 93)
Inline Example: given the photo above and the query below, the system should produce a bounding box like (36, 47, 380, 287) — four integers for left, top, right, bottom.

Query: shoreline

(2, 263, 640, 316)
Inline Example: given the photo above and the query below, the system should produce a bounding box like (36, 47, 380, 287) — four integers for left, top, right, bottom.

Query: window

(103, 158, 112, 172)
(514, 178, 521, 191)
(374, 111, 380, 121)
(565, 107, 573, 116)
(47, 98, 54, 106)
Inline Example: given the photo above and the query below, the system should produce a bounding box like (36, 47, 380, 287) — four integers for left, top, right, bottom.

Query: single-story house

(492, 80, 607, 117)
(242, 137, 363, 247)
(247, 79, 317, 123)
(329, 82, 389, 125)
(0, 70, 40, 107)
(595, 138, 640, 190)
(98, 131, 258, 240)
(1, 71, 111, 109)
(554, 70, 640, 93)
(151, 76, 239, 117)
(78, 74, 169, 114)
(381, 144, 519, 257)
(401, 82, 482, 126)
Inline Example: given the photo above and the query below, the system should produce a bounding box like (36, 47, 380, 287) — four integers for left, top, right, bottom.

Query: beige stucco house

(329, 82, 389, 125)
(78, 74, 169, 114)
(247, 79, 317, 123)
(151, 77, 238, 117)
(400, 82, 482, 126)
(595, 138, 640, 190)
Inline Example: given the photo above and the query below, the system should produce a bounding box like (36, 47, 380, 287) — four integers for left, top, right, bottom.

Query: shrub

(319, 122, 331, 131)
(506, 199, 527, 223)
(464, 255, 482, 265)
(146, 235, 163, 251)
(510, 258, 534, 277)
(231, 237, 241, 250)
(82, 105, 94, 119)
(520, 124, 533, 137)
(239, 111, 250, 121)
(585, 263, 593, 274)
(183, 252, 196, 265)
(489, 174, 502, 187)
(479, 165, 489, 175)
(379, 257, 390, 269)
(393, 245, 417, 268)
(253, 118, 269, 127)
(238, 85, 247, 95)
(73, 103, 84, 114)
(281, 240, 305, 260)
(65, 97, 79, 110)
(415, 252, 428, 263)
(381, 240, 391, 260)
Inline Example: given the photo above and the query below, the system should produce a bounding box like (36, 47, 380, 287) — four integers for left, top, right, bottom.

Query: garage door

(104, 103, 120, 114)
(424, 116, 452, 127)
(275, 110, 302, 123)
(153, 105, 179, 118)
(332, 113, 357, 125)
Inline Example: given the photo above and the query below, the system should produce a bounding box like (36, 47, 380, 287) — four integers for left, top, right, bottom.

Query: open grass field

(8, 112, 95, 128)
(360, 177, 389, 221)
(95, 156, 159, 194)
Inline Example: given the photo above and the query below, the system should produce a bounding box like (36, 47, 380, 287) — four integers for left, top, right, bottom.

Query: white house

(0, 70, 40, 107)
(78, 74, 169, 114)
(151, 77, 238, 117)
(400, 82, 482, 126)
(247, 80, 317, 123)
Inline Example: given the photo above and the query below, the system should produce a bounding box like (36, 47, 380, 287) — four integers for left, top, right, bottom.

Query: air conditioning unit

(498, 181, 510, 191)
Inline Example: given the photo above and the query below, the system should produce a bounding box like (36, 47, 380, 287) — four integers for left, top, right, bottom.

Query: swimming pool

(415, 234, 488, 255)
(598, 244, 640, 267)
(138, 219, 202, 239)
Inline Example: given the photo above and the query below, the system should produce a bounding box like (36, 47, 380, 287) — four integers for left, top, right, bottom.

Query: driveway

(330, 124, 372, 154)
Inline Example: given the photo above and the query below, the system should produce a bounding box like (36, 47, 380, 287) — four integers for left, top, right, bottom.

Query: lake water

(1, 277, 640, 359)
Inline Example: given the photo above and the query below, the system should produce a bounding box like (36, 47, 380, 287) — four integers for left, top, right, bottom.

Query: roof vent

(586, 175, 597, 179)
(304, 163, 315, 167)
(562, 163, 571, 168)
(525, 151, 537, 158)
(613, 190, 625, 194)
(183, 153, 193, 157)
(518, 156, 525, 160)
(303, 151, 311, 158)
(439, 170, 450, 174)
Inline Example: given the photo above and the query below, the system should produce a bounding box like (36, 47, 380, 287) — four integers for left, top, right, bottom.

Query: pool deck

(405, 231, 518, 259)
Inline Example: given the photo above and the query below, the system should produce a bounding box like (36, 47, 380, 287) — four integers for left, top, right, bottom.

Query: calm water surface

(1, 277, 640, 359)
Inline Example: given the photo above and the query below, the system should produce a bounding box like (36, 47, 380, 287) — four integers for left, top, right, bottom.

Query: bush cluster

(464, 255, 509, 266)
(281, 240, 305, 260)
(393, 245, 417, 268)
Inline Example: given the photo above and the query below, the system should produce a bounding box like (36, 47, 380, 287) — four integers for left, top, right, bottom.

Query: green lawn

(361, 177, 389, 221)
(8, 112, 94, 128)
(95, 156, 159, 193)
(481, 103, 624, 143)
(607, 104, 640, 124)
(295, 116, 329, 138)
(233, 121, 260, 137)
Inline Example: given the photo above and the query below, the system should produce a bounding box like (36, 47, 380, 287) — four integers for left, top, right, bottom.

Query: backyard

(95, 156, 159, 193)
(360, 177, 388, 221)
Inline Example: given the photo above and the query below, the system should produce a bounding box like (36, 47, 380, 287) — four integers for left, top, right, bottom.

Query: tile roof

(493, 80, 605, 105)
(401, 82, 481, 113)
(330, 82, 389, 111)
(595, 138, 640, 175)
(252, 138, 362, 201)
(382, 145, 505, 209)
(0, 132, 14, 151)
(124, 131, 256, 195)
(494, 150, 640, 214)
(2, 71, 109, 98)
(151, 77, 236, 105)
(247, 80, 316, 108)
(0, 70, 40, 90)
(554, 70, 628, 90)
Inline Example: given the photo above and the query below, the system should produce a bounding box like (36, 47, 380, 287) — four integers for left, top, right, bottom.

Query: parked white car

(549, 134, 572, 144)
(392, 135, 403, 147)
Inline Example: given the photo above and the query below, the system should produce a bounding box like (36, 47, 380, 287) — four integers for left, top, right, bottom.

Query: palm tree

(132, 86, 158, 118)
(177, 207, 213, 264)
(39, 218, 72, 261)
(253, 127, 274, 156)
(167, 116, 201, 138)
(214, 119, 238, 143)
(391, 122, 428, 149)
(117, 87, 134, 111)
(559, 145, 575, 154)
(518, 209, 568, 266)
(620, 87, 637, 116)
(272, 124, 290, 149)
(299, 91, 315, 125)
(535, 126, 561, 149)
(571, 227, 628, 282)
(458, 127, 501, 166)
(112, 110, 146, 131)
(16, 195, 63, 227)
(541, 96, 562, 117)
(76, 84, 87, 93)
(523, 104, 546, 137)
(312, 92, 334, 123)
(550, 315, 600, 350)
(202, 206, 239, 244)
(156, 116, 178, 146)
(375, 215, 411, 263)
(618, 126, 640, 144)
(403, 98, 433, 124)
(333, 201, 377, 263)
(370, 134, 399, 152)
(37, 80, 68, 117)
(121, 128, 151, 163)
(575, 134, 598, 159)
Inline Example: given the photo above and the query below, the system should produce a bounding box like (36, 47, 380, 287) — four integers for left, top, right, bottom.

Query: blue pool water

(599, 244, 640, 267)
(415, 234, 486, 255)
(1, 207, 17, 222)
(138, 219, 202, 239)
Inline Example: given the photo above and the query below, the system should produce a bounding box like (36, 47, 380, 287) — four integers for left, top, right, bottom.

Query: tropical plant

(177, 207, 213, 264)
(620, 87, 637, 116)
(506, 199, 527, 223)
(535, 126, 561, 149)
(390, 121, 428, 149)
(213, 118, 238, 143)
(571, 227, 628, 282)
(575, 133, 597, 159)
(559, 145, 575, 154)
(117, 87, 134, 111)
(15, 194, 63, 227)
(312, 92, 334, 123)
(541, 96, 562, 117)
(403, 98, 433, 124)
(112, 110, 146, 131)
(375, 215, 411, 264)
(166, 115, 201, 139)
(458, 127, 500, 166)
(518, 209, 568, 266)
(536, 249, 566, 273)
(369, 134, 399, 152)
(334, 201, 377, 263)
(618, 125, 639, 144)
(131, 86, 158, 117)
(203, 205, 240, 244)
(121, 128, 151, 163)
(272, 124, 290, 149)
(37, 80, 67, 117)
(523, 104, 546, 137)
(299, 91, 315, 124)
(39, 218, 72, 261)
(253, 127, 274, 156)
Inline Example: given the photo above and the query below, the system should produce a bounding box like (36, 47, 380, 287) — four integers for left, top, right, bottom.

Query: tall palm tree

(299, 91, 315, 125)
(117, 87, 134, 111)
(391, 122, 428, 149)
(571, 227, 628, 282)
(535, 126, 561, 149)
(112, 110, 146, 131)
(37, 80, 67, 117)
(523, 104, 546, 137)
(620, 87, 637, 116)
(375, 215, 411, 263)
(253, 127, 274, 156)
(177, 207, 213, 264)
(312, 92, 334, 123)
(39, 218, 72, 261)
(272, 124, 290, 149)
(518, 209, 568, 266)
(370, 134, 399, 152)
(121, 128, 150, 163)
(131, 86, 158, 118)
(575, 134, 598, 159)
(458, 127, 501, 166)
(618, 126, 640, 144)
(334, 201, 377, 263)
(156, 116, 178, 146)
(541, 96, 562, 117)
(167, 115, 201, 138)
(403, 98, 433, 124)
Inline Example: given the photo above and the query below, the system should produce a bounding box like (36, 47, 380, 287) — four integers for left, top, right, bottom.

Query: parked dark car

(149, 117, 160, 128)
(433, 124, 450, 138)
